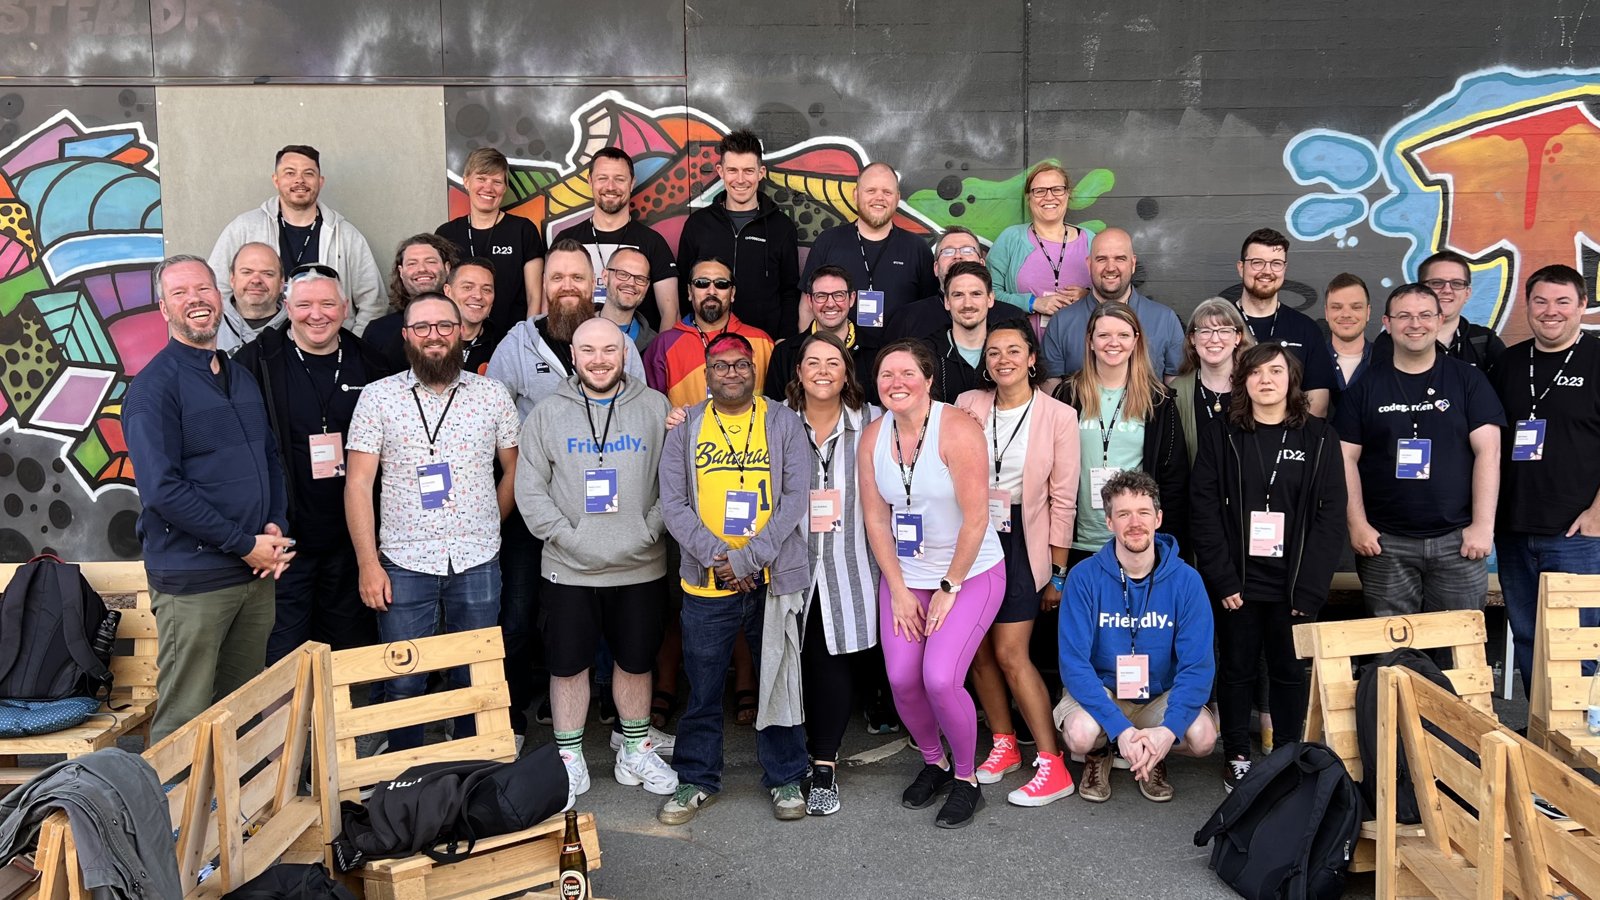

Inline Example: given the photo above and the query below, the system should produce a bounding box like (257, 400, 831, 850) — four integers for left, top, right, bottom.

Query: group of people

(118, 133, 1600, 832)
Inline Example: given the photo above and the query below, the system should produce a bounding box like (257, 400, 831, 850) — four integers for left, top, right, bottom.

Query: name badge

(724, 490, 758, 537)
(894, 512, 924, 559)
(1116, 653, 1150, 700)
(417, 461, 454, 509)
(856, 290, 885, 328)
(1089, 467, 1120, 510)
(1249, 510, 1286, 558)
(809, 488, 842, 533)
(988, 489, 1013, 533)
(309, 432, 345, 479)
(585, 468, 618, 514)
(1396, 438, 1432, 480)
(1513, 419, 1547, 461)
(593, 283, 608, 303)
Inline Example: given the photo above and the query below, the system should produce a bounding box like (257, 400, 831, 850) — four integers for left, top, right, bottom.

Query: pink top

(1014, 226, 1091, 296)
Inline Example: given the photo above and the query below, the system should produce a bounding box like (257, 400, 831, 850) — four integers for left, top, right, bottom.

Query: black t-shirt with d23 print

(1491, 336, 1600, 535)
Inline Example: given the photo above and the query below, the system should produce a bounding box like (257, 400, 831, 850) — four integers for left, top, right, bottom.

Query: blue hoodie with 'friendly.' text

(1058, 532, 1214, 743)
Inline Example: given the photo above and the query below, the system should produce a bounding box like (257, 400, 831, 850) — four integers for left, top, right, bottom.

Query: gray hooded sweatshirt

(488, 315, 647, 422)
(216, 299, 288, 355)
(515, 374, 670, 585)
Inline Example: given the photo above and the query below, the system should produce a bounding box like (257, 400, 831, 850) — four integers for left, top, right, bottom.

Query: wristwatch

(940, 577, 962, 594)
(1052, 563, 1070, 579)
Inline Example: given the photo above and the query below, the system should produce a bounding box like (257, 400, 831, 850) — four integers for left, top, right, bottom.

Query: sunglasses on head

(691, 277, 733, 290)
(289, 263, 340, 280)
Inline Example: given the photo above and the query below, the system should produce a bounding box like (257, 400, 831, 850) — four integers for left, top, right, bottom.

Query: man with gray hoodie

(216, 242, 287, 355)
(517, 317, 677, 800)
(208, 145, 387, 334)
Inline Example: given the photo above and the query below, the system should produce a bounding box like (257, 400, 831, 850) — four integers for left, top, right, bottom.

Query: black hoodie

(677, 192, 801, 340)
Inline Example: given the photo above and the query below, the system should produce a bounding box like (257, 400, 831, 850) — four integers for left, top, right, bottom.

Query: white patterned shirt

(346, 369, 519, 575)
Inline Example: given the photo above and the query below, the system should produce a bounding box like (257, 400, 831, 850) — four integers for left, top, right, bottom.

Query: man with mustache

(553, 147, 679, 331)
(124, 255, 294, 741)
(1057, 470, 1215, 803)
(516, 317, 677, 799)
(366, 234, 459, 368)
(209, 145, 386, 334)
(1229, 228, 1337, 417)
(800, 162, 937, 351)
(217, 242, 286, 355)
(1040, 228, 1185, 383)
(599, 246, 658, 353)
(344, 293, 521, 753)
(644, 258, 775, 408)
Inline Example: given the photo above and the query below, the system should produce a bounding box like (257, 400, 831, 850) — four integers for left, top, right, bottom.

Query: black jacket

(923, 329, 985, 403)
(232, 324, 394, 532)
(677, 192, 801, 340)
(1053, 379, 1190, 545)
(1188, 414, 1347, 615)
(1369, 317, 1505, 373)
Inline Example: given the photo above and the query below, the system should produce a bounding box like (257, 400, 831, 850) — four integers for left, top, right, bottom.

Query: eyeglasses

(708, 359, 754, 374)
(1243, 258, 1286, 273)
(692, 277, 733, 290)
(289, 263, 340, 280)
(1193, 326, 1240, 340)
(938, 246, 981, 258)
(1388, 312, 1440, 324)
(407, 321, 459, 337)
(605, 267, 650, 286)
(811, 290, 852, 305)
(1028, 186, 1069, 199)
(1422, 278, 1470, 292)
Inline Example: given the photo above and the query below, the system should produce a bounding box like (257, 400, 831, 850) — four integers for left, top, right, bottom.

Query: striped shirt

(797, 402, 881, 654)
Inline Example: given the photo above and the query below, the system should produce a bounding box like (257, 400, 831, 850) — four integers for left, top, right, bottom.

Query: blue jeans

(673, 586, 808, 794)
(377, 556, 502, 751)
(1498, 532, 1600, 694)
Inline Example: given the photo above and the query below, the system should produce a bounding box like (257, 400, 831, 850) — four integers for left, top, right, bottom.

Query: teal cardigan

(985, 222, 1097, 314)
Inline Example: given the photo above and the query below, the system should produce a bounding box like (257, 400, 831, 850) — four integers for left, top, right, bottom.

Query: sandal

(735, 689, 758, 726)
(651, 690, 677, 730)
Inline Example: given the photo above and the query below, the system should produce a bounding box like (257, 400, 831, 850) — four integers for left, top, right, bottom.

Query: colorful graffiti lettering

(1283, 68, 1600, 344)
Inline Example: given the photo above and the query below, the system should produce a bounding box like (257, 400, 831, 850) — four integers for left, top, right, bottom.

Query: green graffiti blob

(906, 161, 1115, 243)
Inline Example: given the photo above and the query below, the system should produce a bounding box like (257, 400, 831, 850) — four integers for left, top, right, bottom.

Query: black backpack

(0, 556, 115, 702)
(331, 743, 568, 872)
(1354, 647, 1465, 823)
(1194, 741, 1363, 900)
(222, 863, 355, 900)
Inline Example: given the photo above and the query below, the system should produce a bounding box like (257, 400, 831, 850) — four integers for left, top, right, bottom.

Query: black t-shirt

(436, 213, 546, 333)
(1243, 303, 1337, 393)
(1241, 424, 1309, 601)
(284, 345, 367, 547)
(1333, 355, 1505, 538)
(552, 219, 678, 331)
(1192, 381, 1233, 432)
(727, 208, 758, 234)
(1491, 335, 1600, 535)
(279, 217, 320, 271)
(883, 293, 1018, 343)
(801, 224, 938, 350)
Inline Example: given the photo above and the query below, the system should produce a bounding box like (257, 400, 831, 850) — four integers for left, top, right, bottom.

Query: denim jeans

(377, 556, 502, 751)
(1498, 531, 1600, 694)
(673, 586, 808, 793)
(1353, 529, 1488, 618)
(500, 513, 542, 734)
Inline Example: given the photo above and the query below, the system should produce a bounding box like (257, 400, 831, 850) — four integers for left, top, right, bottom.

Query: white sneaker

(609, 725, 676, 759)
(561, 749, 591, 799)
(614, 740, 679, 795)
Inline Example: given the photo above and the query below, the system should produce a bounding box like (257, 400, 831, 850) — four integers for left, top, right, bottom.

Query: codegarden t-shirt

(1333, 356, 1505, 538)
(436, 213, 547, 333)
(553, 218, 678, 331)
(1242, 303, 1337, 394)
(1490, 335, 1600, 535)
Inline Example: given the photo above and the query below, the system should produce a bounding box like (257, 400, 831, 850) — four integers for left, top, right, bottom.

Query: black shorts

(539, 578, 665, 678)
(994, 503, 1041, 624)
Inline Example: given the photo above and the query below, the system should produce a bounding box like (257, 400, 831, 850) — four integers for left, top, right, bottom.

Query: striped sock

(555, 729, 584, 760)
(621, 717, 650, 754)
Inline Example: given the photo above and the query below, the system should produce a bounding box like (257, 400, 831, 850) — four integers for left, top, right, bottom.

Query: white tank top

(873, 402, 1005, 589)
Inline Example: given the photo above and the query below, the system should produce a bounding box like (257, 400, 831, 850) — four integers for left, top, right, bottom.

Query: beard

(1243, 276, 1279, 301)
(860, 206, 894, 229)
(596, 192, 629, 216)
(405, 337, 464, 387)
(695, 297, 727, 325)
(548, 294, 596, 342)
(170, 305, 220, 344)
(580, 365, 624, 395)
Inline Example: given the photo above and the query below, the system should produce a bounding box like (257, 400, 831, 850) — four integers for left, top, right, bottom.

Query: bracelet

(1027, 293, 1037, 313)
(1051, 575, 1066, 592)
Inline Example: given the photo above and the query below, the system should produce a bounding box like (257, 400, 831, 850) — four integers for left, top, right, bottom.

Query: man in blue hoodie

(1055, 470, 1215, 804)
(124, 255, 295, 742)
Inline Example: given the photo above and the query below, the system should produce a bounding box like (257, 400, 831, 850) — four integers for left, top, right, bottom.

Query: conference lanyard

(991, 394, 1034, 487)
(1252, 426, 1290, 513)
(466, 211, 503, 259)
(279, 212, 320, 270)
(1099, 388, 1127, 466)
(1242, 303, 1280, 343)
(1029, 226, 1066, 291)
(856, 231, 889, 292)
(581, 382, 620, 465)
(411, 383, 459, 456)
(1198, 383, 1223, 420)
(892, 402, 933, 508)
(1527, 333, 1583, 418)
(809, 422, 841, 486)
(1119, 565, 1150, 650)
(710, 405, 758, 489)
(1389, 358, 1439, 439)
(292, 339, 341, 433)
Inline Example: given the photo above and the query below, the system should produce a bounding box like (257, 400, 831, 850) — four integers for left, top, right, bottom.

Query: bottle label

(559, 870, 588, 899)
(1588, 706, 1600, 735)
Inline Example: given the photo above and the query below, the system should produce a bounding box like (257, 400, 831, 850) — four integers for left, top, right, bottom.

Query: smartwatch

(939, 577, 963, 594)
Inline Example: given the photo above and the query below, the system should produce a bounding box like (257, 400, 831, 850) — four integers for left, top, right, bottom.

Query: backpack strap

(52, 564, 113, 699)
(0, 561, 46, 686)
(1469, 331, 1490, 365)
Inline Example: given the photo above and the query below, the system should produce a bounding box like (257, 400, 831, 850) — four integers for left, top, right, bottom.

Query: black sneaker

(865, 698, 902, 735)
(935, 780, 985, 829)
(1224, 754, 1252, 794)
(1013, 710, 1035, 746)
(807, 764, 841, 816)
(598, 692, 617, 725)
(901, 763, 955, 809)
(535, 697, 553, 726)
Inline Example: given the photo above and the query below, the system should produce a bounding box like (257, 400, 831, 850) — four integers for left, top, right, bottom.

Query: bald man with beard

(1040, 227, 1186, 382)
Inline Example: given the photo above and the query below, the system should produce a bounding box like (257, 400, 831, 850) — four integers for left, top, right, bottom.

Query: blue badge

(585, 468, 618, 513)
(417, 462, 454, 509)
(1513, 419, 1547, 462)
(1395, 438, 1432, 480)
(856, 290, 885, 328)
(894, 512, 925, 559)
(723, 490, 759, 537)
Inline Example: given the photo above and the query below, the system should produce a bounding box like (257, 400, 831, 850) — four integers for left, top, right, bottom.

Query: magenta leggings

(879, 561, 1006, 779)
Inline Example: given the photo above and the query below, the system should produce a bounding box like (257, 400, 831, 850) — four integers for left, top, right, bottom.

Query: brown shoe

(1139, 760, 1174, 802)
(1079, 748, 1112, 803)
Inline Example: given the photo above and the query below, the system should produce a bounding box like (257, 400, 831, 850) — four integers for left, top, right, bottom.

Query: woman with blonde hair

(1171, 298, 1255, 466)
(985, 162, 1092, 328)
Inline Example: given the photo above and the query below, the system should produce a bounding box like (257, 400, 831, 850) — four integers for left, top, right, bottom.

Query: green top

(1073, 385, 1146, 552)
(955, 341, 983, 370)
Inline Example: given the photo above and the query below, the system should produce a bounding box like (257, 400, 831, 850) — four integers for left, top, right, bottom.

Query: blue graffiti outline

(1285, 192, 1370, 242)
(1282, 129, 1382, 192)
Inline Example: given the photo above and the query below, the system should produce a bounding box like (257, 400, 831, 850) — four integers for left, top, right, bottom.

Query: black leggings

(1217, 599, 1305, 759)
(802, 592, 858, 762)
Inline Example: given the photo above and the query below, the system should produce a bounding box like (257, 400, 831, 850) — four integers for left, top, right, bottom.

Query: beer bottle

(557, 809, 589, 899)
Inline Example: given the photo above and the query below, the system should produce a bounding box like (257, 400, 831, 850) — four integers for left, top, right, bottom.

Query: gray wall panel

(441, 0, 684, 78)
(151, 0, 443, 78)
(0, 0, 154, 78)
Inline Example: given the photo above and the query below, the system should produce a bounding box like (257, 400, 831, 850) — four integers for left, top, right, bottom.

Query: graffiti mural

(0, 110, 159, 562)
(1283, 68, 1600, 344)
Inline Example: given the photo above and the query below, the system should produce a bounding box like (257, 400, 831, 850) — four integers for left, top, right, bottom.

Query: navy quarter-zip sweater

(123, 338, 288, 593)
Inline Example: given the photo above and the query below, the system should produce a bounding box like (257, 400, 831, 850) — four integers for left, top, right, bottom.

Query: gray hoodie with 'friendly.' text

(515, 373, 671, 586)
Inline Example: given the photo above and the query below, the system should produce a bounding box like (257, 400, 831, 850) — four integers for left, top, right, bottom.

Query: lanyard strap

(991, 393, 1034, 485)
(1197, 383, 1222, 420)
(693, 319, 728, 349)
(291, 339, 342, 433)
(581, 382, 621, 465)
(590, 222, 616, 271)
(411, 383, 460, 456)
(1099, 388, 1128, 466)
(711, 404, 758, 489)
(1528, 333, 1582, 418)
(856, 231, 889, 291)
(808, 421, 841, 485)
(1389, 357, 1439, 439)
(1241, 302, 1280, 342)
(1120, 566, 1149, 648)
(466, 211, 502, 258)
(279, 212, 319, 269)
(1029, 226, 1066, 291)
(892, 402, 933, 508)
(1251, 425, 1290, 512)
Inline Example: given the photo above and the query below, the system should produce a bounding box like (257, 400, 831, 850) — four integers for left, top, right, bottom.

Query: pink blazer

(955, 389, 1080, 590)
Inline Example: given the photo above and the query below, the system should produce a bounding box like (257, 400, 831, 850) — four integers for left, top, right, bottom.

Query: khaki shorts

(1053, 685, 1181, 736)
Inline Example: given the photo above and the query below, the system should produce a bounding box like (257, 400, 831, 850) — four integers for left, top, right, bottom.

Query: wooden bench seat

(1527, 573, 1600, 768)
